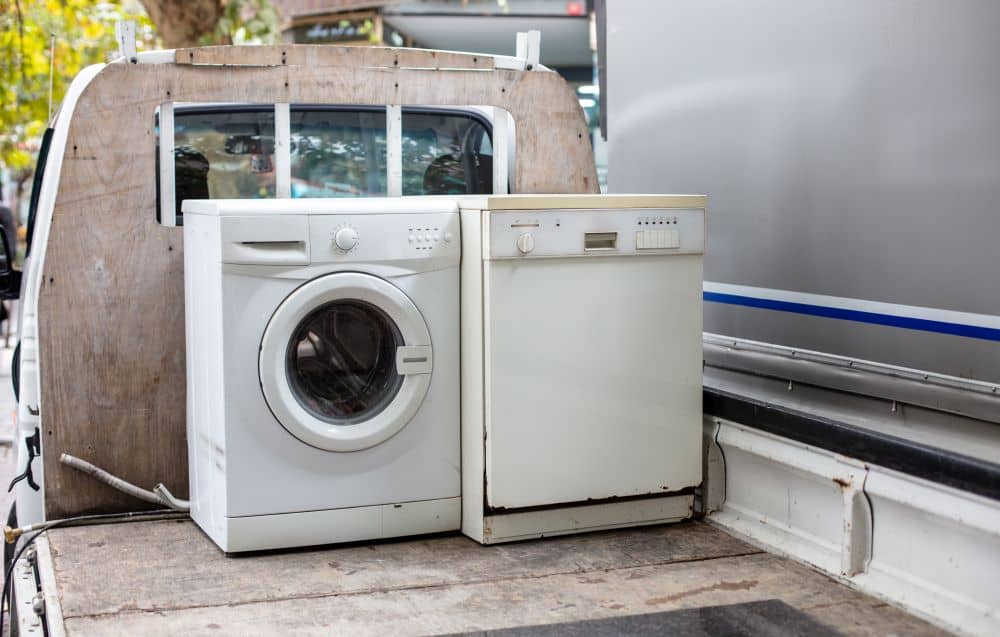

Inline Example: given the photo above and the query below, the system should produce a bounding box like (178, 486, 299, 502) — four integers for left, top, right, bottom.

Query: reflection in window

(402, 111, 492, 195)
(160, 106, 497, 225)
(174, 109, 276, 204)
(290, 109, 387, 198)
(288, 107, 493, 199)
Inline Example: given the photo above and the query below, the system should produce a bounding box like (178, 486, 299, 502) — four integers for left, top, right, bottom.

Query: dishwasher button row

(636, 229, 680, 250)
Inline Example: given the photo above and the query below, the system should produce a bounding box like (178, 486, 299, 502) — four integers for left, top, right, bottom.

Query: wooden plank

(47, 521, 755, 617)
(46, 522, 946, 637)
(39, 46, 597, 517)
(177, 44, 496, 70)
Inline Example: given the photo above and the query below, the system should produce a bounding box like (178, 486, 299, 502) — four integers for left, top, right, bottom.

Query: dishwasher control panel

(487, 208, 705, 259)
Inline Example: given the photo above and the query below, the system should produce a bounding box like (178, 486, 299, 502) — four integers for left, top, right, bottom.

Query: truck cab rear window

(157, 105, 494, 225)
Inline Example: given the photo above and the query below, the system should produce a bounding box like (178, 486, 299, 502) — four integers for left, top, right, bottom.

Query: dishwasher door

(483, 252, 703, 510)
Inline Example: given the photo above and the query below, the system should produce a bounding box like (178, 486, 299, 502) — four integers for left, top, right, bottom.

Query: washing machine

(182, 198, 461, 552)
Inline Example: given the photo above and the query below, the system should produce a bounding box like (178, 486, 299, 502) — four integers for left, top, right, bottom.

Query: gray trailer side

(602, 3, 1000, 633)
(606, 0, 1000, 386)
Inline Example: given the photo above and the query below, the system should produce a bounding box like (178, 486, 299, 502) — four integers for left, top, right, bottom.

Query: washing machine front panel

(260, 272, 433, 452)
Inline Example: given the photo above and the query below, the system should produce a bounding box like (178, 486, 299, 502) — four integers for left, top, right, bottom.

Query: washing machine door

(259, 272, 433, 452)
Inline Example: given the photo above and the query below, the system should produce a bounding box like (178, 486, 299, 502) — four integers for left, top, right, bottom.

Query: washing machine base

(199, 497, 462, 553)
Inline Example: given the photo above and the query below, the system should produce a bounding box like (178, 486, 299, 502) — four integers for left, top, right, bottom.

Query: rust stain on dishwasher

(645, 579, 759, 606)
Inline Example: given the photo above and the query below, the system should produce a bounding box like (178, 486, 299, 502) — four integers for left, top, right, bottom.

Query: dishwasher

(459, 194, 706, 543)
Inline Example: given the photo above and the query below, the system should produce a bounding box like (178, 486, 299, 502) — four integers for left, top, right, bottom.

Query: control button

(636, 230, 680, 250)
(443, 232, 453, 243)
(334, 227, 359, 252)
(408, 234, 414, 243)
(434, 234, 440, 242)
(516, 232, 535, 255)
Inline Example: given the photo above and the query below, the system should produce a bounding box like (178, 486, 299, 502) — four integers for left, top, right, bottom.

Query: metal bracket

(515, 31, 541, 70)
(115, 20, 137, 64)
(8, 428, 41, 492)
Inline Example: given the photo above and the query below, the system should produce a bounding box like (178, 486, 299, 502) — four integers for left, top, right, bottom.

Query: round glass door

(287, 300, 404, 425)
(260, 273, 432, 452)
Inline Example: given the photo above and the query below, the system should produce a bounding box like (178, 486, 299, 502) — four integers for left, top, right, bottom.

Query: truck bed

(32, 519, 945, 636)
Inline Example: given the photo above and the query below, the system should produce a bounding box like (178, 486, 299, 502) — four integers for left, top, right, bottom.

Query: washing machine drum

(259, 272, 433, 452)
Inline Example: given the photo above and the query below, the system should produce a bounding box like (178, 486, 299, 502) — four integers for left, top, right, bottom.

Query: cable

(0, 509, 185, 635)
(3, 457, 191, 630)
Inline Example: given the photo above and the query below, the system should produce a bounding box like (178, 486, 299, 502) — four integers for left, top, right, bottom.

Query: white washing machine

(182, 198, 461, 552)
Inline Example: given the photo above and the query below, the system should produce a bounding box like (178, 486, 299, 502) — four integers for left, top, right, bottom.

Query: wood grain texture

(48, 520, 755, 616)
(178, 44, 497, 70)
(46, 521, 946, 637)
(39, 45, 598, 517)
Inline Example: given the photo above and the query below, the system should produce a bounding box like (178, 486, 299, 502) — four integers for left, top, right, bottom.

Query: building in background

(274, 0, 605, 187)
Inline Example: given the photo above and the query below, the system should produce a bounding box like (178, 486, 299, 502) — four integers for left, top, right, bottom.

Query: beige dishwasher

(459, 194, 706, 543)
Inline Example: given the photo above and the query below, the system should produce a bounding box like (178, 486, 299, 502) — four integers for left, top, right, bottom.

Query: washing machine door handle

(396, 345, 432, 375)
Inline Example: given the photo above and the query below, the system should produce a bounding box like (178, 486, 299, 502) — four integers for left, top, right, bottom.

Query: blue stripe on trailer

(703, 291, 1000, 342)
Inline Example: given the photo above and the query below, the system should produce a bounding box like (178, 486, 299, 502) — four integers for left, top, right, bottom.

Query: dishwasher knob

(516, 232, 535, 255)
(334, 228, 359, 252)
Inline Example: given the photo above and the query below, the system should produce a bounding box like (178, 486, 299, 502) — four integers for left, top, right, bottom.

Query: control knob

(334, 227, 359, 252)
(516, 232, 535, 255)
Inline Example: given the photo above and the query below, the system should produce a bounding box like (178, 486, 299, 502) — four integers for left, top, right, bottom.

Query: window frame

(25, 127, 56, 256)
(156, 103, 500, 226)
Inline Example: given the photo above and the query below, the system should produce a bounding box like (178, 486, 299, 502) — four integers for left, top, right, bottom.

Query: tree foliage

(0, 1, 157, 174)
(138, 0, 281, 49)
(0, 0, 280, 210)
(212, 0, 281, 46)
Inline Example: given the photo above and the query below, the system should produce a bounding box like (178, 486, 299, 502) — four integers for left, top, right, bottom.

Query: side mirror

(0, 226, 22, 301)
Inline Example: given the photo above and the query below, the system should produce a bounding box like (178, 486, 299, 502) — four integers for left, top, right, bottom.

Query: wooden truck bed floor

(39, 519, 946, 636)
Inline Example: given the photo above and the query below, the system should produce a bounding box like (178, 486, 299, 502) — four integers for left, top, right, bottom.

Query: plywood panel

(39, 45, 598, 517)
(45, 521, 946, 637)
(178, 44, 497, 70)
(49, 521, 754, 616)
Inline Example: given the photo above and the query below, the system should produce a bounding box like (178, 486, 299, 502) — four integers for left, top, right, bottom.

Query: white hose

(153, 483, 190, 511)
(59, 453, 190, 511)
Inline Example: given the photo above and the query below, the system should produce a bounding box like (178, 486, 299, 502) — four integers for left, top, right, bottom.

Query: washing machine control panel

(309, 212, 460, 263)
(487, 208, 705, 259)
(407, 226, 455, 251)
(333, 227, 360, 252)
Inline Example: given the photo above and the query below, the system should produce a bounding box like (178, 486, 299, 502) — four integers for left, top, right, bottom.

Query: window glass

(286, 299, 403, 425)
(402, 111, 492, 195)
(289, 108, 387, 198)
(25, 127, 55, 256)
(173, 109, 276, 202)
(159, 106, 496, 225)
